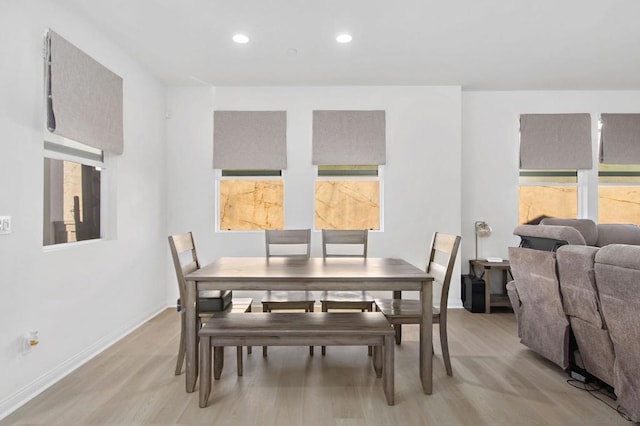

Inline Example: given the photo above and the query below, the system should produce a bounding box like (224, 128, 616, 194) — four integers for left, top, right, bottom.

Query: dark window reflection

(44, 158, 101, 245)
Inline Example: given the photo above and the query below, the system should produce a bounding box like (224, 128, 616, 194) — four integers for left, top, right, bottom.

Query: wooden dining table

(184, 257, 433, 394)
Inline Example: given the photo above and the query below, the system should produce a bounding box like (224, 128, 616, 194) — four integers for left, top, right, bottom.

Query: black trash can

(461, 274, 485, 313)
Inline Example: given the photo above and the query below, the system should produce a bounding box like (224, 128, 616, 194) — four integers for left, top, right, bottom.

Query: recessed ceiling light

(232, 34, 250, 44)
(336, 33, 353, 44)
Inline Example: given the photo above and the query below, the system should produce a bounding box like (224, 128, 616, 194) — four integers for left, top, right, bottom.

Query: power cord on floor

(567, 378, 632, 422)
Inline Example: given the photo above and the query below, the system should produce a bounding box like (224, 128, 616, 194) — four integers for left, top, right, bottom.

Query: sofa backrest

(596, 224, 640, 247)
(508, 245, 570, 369)
(556, 245, 603, 327)
(540, 218, 598, 245)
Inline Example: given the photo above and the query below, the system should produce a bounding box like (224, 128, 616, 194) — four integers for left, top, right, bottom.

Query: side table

(469, 259, 513, 313)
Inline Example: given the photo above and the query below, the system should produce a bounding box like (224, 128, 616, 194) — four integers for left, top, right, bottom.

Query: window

(315, 165, 381, 230)
(43, 30, 122, 246)
(598, 164, 640, 225)
(217, 170, 284, 231)
(43, 136, 104, 245)
(517, 113, 590, 224)
(518, 170, 577, 224)
(213, 111, 287, 231)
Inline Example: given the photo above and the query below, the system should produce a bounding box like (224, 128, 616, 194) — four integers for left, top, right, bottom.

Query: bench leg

(236, 346, 243, 376)
(214, 347, 224, 380)
(373, 345, 383, 378)
(383, 335, 395, 405)
(247, 305, 252, 355)
(199, 336, 211, 408)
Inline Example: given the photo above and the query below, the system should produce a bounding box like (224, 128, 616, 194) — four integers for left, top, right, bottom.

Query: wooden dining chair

(374, 232, 461, 376)
(318, 229, 374, 356)
(261, 229, 315, 356)
(169, 232, 251, 377)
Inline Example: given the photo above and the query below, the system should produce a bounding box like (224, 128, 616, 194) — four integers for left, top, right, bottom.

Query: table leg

(185, 280, 198, 393)
(393, 290, 402, 344)
(420, 279, 433, 394)
(484, 268, 491, 314)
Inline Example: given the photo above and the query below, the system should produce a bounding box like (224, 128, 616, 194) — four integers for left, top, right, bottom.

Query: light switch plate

(0, 216, 11, 234)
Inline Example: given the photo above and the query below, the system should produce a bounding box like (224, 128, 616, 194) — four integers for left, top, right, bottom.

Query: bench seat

(199, 312, 395, 406)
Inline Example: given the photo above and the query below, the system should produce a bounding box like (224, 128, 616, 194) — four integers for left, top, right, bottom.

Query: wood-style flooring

(1, 308, 629, 425)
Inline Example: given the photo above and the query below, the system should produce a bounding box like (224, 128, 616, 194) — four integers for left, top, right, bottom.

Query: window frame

(43, 132, 108, 249)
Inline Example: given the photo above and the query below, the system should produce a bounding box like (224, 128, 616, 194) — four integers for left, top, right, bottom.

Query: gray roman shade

(519, 114, 592, 170)
(213, 111, 287, 170)
(600, 114, 640, 164)
(312, 110, 386, 165)
(46, 30, 123, 154)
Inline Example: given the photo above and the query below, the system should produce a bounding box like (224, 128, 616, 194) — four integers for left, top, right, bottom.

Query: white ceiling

(57, 0, 640, 90)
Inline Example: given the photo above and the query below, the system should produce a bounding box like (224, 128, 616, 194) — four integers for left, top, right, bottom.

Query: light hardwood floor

(1, 308, 629, 425)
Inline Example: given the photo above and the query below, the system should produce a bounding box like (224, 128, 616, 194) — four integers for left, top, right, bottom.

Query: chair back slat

(265, 229, 311, 258)
(426, 232, 461, 312)
(322, 229, 368, 258)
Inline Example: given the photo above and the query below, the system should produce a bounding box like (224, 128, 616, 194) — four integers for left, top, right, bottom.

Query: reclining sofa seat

(594, 244, 640, 422)
(506, 224, 586, 370)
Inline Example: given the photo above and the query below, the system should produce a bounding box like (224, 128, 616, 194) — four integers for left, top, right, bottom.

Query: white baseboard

(0, 305, 167, 421)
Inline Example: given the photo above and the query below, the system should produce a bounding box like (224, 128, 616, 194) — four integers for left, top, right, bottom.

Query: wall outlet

(23, 330, 39, 353)
(0, 216, 11, 234)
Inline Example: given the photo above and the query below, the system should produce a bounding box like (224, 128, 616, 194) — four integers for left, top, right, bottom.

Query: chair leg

(440, 320, 452, 376)
(263, 304, 269, 357)
(394, 324, 402, 345)
(308, 304, 314, 356)
(236, 346, 243, 376)
(214, 347, 224, 380)
(366, 307, 373, 356)
(175, 313, 186, 375)
(247, 304, 252, 354)
(321, 302, 328, 356)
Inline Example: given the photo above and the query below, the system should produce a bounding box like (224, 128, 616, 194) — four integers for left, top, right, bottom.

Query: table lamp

(475, 221, 492, 260)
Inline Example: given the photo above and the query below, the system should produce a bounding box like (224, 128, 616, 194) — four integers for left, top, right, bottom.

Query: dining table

(183, 256, 433, 394)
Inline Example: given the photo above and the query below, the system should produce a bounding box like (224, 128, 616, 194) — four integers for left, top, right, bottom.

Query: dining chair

(168, 232, 251, 376)
(374, 232, 461, 376)
(261, 229, 315, 356)
(318, 229, 373, 356)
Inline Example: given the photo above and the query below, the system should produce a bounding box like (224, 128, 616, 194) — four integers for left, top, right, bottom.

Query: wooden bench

(198, 312, 395, 407)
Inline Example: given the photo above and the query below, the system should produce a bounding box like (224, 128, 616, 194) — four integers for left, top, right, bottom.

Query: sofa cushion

(596, 224, 640, 247)
(540, 218, 598, 246)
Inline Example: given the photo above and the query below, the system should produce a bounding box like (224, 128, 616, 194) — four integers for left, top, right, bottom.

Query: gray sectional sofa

(506, 219, 640, 422)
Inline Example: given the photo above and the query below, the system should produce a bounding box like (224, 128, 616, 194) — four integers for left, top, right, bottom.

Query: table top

(186, 257, 431, 282)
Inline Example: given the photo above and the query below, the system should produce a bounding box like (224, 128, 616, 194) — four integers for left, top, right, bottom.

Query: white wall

(166, 86, 463, 305)
(0, 1, 167, 417)
(461, 90, 640, 291)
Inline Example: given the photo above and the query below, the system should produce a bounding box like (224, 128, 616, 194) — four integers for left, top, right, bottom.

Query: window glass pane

(598, 164, 640, 225)
(519, 186, 577, 224)
(318, 165, 378, 176)
(219, 180, 284, 230)
(44, 158, 101, 245)
(598, 186, 640, 225)
(519, 170, 577, 184)
(315, 180, 380, 230)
